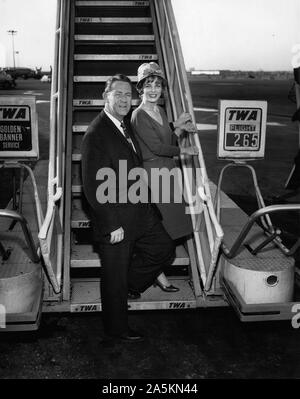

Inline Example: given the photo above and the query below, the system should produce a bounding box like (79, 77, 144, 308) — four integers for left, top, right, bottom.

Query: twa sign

(218, 100, 267, 159)
(0, 96, 39, 159)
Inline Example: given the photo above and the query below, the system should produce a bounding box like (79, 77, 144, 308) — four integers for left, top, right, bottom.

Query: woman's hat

(136, 62, 166, 89)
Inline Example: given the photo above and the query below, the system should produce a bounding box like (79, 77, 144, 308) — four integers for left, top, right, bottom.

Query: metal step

(73, 98, 164, 107)
(73, 124, 89, 133)
(75, 23, 153, 35)
(75, 17, 152, 23)
(74, 43, 156, 55)
(76, 1, 150, 7)
(72, 185, 82, 194)
(71, 244, 190, 268)
(72, 163, 82, 195)
(74, 75, 137, 82)
(74, 59, 153, 77)
(74, 54, 157, 61)
(72, 199, 90, 227)
(73, 81, 139, 100)
(73, 110, 105, 125)
(70, 278, 199, 312)
(75, 34, 154, 41)
(73, 98, 141, 107)
(72, 150, 82, 162)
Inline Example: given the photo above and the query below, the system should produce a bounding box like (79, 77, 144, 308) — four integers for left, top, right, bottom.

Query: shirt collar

(104, 109, 123, 132)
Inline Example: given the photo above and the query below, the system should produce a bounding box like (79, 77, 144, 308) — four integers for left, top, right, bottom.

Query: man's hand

(110, 227, 124, 244)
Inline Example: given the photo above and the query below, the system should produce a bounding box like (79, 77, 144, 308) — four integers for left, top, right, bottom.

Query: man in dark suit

(81, 74, 175, 342)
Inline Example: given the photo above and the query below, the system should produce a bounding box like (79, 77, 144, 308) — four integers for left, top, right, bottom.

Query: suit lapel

(102, 111, 142, 163)
(122, 120, 143, 163)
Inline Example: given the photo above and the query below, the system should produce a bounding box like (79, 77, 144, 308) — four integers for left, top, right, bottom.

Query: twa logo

(0, 304, 6, 329)
(0, 107, 29, 121)
(227, 109, 259, 121)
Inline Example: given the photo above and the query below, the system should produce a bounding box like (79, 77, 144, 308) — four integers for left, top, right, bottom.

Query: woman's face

(142, 77, 162, 104)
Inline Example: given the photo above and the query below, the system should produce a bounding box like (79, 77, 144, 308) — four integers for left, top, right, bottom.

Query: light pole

(15, 51, 19, 67)
(7, 30, 17, 68)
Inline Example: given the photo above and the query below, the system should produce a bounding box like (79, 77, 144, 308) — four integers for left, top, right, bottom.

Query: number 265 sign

(217, 100, 267, 159)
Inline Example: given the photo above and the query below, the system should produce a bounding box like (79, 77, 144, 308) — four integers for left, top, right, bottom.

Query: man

(81, 74, 175, 342)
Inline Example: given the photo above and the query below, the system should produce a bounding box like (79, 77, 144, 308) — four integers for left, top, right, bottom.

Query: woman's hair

(137, 75, 166, 95)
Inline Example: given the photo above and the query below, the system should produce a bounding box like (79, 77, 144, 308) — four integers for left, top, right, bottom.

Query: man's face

(105, 81, 132, 121)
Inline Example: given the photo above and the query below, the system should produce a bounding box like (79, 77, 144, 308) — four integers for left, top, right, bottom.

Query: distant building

(191, 70, 220, 76)
(188, 69, 293, 80)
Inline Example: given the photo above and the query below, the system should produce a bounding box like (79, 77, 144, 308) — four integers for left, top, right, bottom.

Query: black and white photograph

(0, 0, 300, 385)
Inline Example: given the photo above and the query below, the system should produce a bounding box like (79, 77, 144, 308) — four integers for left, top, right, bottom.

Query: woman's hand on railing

(173, 113, 197, 136)
(180, 146, 199, 156)
(183, 120, 198, 134)
(174, 112, 192, 128)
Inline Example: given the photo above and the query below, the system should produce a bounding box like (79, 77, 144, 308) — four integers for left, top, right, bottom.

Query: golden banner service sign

(0, 96, 39, 159)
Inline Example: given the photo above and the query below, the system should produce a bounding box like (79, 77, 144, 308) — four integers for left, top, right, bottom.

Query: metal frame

(0, 209, 39, 263)
(216, 161, 300, 258)
(62, 0, 75, 301)
(215, 161, 272, 228)
(153, 0, 223, 294)
(38, 0, 71, 295)
(0, 161, 44, 229)
(221, 203, 300, 259)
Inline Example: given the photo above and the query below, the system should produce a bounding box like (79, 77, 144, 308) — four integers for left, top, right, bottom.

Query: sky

(172, 0, 300, 71)
(0, 0, 299, 71)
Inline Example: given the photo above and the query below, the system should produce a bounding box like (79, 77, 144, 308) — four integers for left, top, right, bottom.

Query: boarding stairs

(38, 0, 225, 314)
(2, 0, 300, 332)
(38, 0, 300, 320)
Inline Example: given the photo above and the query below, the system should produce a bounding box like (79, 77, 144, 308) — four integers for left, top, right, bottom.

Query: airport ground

(0, 78, 300, 380)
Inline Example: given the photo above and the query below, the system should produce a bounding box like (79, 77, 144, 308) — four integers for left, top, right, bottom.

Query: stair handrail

(0, 209, 40, 263)
(0, 161, 44, 230)
(221, 204, 300, 259)
(38, 0, 70, 292)
(39, 0, 70, 239)
(153, 0, 223, 290)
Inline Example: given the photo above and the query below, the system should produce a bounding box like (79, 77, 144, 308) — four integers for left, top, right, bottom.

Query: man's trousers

(96, 204, 175, 336)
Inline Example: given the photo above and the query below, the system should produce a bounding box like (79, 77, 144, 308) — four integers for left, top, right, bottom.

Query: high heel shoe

(154, 279, 179, 293)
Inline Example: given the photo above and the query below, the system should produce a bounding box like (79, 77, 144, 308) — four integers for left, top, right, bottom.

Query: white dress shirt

(104, 109, 137, 153)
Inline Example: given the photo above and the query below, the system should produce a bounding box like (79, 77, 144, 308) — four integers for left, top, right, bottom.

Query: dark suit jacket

(81, 110, 150, 241)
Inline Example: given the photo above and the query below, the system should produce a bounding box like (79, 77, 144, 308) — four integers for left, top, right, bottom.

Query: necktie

(120, 121, 136, 153)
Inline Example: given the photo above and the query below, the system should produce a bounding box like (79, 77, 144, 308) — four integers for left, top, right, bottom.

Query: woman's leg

(157, 272, 171, 286)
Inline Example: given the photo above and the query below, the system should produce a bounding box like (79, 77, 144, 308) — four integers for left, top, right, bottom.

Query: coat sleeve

(81, 129, 121, 236)
(131, 110, 180, 157)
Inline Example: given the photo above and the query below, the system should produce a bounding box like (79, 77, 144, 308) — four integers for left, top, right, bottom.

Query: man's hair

(103, 74, 132, 97)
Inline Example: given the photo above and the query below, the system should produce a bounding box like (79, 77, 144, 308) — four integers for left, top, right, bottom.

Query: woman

(131, 62, 198, 292)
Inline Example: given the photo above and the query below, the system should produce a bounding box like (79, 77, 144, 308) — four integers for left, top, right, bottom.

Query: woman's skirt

(144, 157, 193, 240)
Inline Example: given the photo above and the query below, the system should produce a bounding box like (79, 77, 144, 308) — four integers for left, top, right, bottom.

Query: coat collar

(101, 110, 143, 162)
